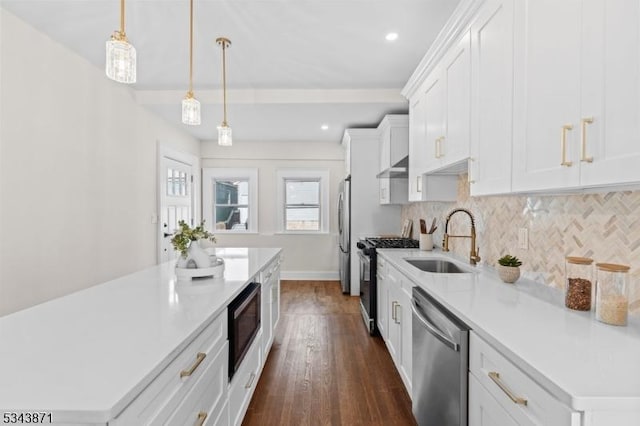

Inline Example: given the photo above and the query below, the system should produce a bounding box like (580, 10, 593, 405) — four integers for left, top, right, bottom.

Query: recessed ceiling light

(321, 124, 329, 131)
(385, 32, 399, 42)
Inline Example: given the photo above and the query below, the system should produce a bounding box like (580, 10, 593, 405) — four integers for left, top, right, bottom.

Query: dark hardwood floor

(243, 280, 416, 426)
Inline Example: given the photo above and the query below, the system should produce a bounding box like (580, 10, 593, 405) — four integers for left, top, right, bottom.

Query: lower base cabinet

(469, 374, 518, 426)
(229, 330, 263, 426)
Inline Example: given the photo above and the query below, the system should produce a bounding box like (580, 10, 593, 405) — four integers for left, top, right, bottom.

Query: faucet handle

(471, 247, 481, 265)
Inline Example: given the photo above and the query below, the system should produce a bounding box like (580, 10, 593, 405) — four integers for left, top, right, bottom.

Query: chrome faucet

(442, 208, 481, 265)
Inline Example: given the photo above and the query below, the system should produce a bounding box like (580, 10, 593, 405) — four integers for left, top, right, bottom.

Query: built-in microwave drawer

(469, 332, 580, 426)
(112, 311, 227, 425)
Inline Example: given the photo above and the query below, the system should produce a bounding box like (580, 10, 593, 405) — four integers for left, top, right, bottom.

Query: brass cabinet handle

(196, 411, 208, 426)
(435, 136, 445, 158)
(560, 124, 573, 167)
(180, 352, 206, 378)
(394, 303, 401, 324)
(580, 117, 594, 162)
(488, 371, 528, 406)
(416, 176, 422, 193)
(391, 301, 398, 321)
(245, 372, 256, 389)
(468, 157, 475, 184)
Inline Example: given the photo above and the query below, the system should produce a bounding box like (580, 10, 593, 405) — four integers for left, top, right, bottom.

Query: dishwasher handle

(411, 301, 459, 352)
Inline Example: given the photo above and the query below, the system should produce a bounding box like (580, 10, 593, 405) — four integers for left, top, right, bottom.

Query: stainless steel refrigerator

(338, 176, 350, 293)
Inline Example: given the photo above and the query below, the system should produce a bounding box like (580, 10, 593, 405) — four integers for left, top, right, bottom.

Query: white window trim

(276, 169, 330, 234)
(203, 168, 258, 233)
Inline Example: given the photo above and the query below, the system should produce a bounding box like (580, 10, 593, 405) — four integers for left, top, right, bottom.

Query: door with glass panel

(159, 157, 195, 263)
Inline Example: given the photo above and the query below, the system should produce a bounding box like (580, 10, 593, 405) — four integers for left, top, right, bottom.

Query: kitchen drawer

(469, 373, 518, 426)
(469, 333, 580, 426)
(164, 341, 229, 426)
(229, 330, 262, 426)
(112, 311, 227, 425)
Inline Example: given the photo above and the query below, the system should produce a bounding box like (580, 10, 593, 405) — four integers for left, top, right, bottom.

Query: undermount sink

(404, 258, 469, 274)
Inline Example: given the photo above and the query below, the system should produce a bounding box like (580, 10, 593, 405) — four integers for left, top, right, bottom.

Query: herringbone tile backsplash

(402, 175, 640, 313)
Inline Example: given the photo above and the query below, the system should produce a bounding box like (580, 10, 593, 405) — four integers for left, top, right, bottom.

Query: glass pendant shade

(218, 124, 233, 146)
(105, 37, 137, 84)
(182, 94, 201, 125)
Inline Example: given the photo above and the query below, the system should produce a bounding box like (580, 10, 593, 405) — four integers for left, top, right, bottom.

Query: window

(203, 168, 258, 233)
(277, 169, 329, 233)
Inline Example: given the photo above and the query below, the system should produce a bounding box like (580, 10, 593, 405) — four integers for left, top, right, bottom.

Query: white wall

(0, 10, 200, 316)
(200, 140, 344, 279)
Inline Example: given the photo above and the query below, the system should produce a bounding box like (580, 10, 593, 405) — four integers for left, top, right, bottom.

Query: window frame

(276, 169, 330, 234)
(202, 168, 258, 234)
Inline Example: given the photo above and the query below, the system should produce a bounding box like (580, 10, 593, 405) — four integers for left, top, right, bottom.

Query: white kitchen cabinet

(578, 0, 640, 187)
(260, 255, 281, 359)
(229, 330, 263, 426)
(408, 93, 426, 201)
(469, 374, 518, 426)
(378, 115, 409, 205)
(469, 332, 581, 426)
(376, 256, 389, 340)
(511, 0, 582, 192)
(421, 32, 471, 174)
(469, 0, 515, 196)
(383, 262, 412, 396)
(512, 0, 640, 193)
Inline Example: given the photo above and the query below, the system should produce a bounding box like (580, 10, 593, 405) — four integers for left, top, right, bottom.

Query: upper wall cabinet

(512, 0, 640, 192)
(408, 93, 426, 201)
(378, 115, 409, 205)
(469, 0, 515, 196)
(423, 32, 472, 174)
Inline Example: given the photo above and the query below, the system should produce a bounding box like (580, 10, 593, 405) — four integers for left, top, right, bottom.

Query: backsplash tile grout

(402, 175, 640, 313)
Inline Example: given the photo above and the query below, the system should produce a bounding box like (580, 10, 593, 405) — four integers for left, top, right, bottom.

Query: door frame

(157, 142, 200, 264)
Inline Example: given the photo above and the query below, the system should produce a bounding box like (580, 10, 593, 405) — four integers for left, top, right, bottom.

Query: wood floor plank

(243, 280, 416, 426)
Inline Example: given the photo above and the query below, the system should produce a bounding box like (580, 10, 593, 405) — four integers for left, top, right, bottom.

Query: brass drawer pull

(196, 411, 208, 426)
(180, 352, 206, 378)
(488, 371, 528, 405)
(416, 176, 422, 193)
(560, 124, 573, 167)
(580, 117, 594, 162)
(245, 372, 257, 389)
(391, 301, 398, 321)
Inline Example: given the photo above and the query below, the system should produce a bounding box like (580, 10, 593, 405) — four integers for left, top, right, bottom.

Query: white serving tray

(175, 257, 225, 281)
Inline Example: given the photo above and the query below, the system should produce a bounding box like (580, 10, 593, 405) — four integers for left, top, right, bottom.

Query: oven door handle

(411, 301, 459, 352)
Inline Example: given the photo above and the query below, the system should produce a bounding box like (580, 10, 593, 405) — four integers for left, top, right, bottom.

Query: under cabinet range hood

(376, 156, 408, 179)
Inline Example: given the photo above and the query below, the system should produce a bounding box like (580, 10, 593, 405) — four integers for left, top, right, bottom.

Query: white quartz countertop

(378, 249, 640, 412)
(0, 247, 281, 423)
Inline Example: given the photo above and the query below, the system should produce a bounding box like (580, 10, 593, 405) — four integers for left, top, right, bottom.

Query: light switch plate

(518, 228, 528, 250)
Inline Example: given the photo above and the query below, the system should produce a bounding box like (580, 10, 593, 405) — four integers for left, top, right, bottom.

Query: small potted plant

(497, 254, 522, 284)
(171, 220, 216, 269)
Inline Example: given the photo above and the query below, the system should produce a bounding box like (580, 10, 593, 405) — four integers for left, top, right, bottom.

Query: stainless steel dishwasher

(412, 286, 470, 426)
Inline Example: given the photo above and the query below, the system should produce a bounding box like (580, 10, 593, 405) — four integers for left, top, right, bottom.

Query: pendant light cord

(188, 0, 194, 95)
(120, 0, 126, 37)
(222, 41, 227, 125)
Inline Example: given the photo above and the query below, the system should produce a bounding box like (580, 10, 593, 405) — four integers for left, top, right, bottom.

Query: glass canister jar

(564, 257, 594, 311)
(595, 263, 630, 326)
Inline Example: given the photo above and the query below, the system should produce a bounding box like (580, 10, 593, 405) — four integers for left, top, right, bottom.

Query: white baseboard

(280, 271, 339, 281)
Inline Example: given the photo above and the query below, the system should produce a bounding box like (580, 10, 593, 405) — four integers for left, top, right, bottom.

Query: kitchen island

(377, 249, 640, 425)
(0, 247, 282, 425)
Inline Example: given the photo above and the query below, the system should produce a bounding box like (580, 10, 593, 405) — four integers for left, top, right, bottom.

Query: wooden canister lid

(596, 263, 630, 273)
(566, 256, 594, 265)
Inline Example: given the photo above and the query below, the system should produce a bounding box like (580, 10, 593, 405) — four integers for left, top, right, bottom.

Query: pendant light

(216, 37, 232, 146)
(182, 0, 201, 125)
(106, 0, 136, 84)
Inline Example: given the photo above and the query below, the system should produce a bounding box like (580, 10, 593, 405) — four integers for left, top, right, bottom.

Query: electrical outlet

(518, 228, 528, 250)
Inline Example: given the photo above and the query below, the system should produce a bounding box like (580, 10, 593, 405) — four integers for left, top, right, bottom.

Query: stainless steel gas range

(355, 237, 419, 335)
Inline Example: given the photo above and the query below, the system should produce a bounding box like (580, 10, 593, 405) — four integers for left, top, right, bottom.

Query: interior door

(159, 156, 196, 263)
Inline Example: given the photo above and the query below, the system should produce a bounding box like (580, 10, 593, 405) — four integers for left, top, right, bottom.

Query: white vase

(187, 239, 212, 268)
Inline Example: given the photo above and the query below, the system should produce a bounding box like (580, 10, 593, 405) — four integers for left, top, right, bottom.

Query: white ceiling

(1, 0, 460, 142)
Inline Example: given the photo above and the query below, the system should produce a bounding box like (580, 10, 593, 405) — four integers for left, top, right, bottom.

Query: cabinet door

(469, 374, 518, 426)
(442, 31, 471, 165)
(423, 70, 446, 173)
(469, 0, 515, 196)
(376, 270, 388, 340)
(386, 275, 402, 369)
(512, 0, 582, 192)
(399, 287, 412, 396)
(579, 0, 640, 186)
(408, 94, 427, 201)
